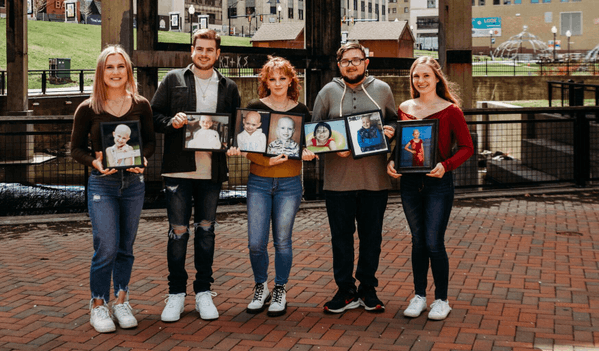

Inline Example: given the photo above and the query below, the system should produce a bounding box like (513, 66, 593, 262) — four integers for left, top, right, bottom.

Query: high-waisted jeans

(88, 170, 145, 303)
(164, 177, 221, 294)
(247, 174, 302, 286)
(400, 172, 454, 301)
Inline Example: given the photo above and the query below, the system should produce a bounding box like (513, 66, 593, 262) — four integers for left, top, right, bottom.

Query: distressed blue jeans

(247, 174, 302, 286)
(400, 172, 454, 301)
(88, 170, 145, 303)
(164, 177, 221, 294)
(325, 189, 388, 291)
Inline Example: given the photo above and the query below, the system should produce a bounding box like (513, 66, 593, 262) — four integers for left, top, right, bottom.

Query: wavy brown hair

(89, 45, 141, 114)
(257, 56, 301, 102)
(409, 56, 461, 107)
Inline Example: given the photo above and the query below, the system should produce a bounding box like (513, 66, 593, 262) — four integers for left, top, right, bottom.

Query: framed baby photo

(183, 112, 231, 152)
(264, 111, 304, 160)
(395, 119, 438, 173)
(233, 109, 271, 154)
(345, 110, 389, 159)
(304, 118, 350, 154)
(100, 120, 144, 170)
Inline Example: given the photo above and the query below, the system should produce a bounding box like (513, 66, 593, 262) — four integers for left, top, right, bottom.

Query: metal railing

(472, 59, 599, 77)
(1, 106, 598, 215)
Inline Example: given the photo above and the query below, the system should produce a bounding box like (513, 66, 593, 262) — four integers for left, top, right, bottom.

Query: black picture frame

(100, 121, 144, 170)
(182, 112, 230, 152)
(264, 111, 304, 160)
(233, 109, 271, 154)
(395, 119, 439, 173)
(345, 110, 389, 158)
(303, 118, 350, 154)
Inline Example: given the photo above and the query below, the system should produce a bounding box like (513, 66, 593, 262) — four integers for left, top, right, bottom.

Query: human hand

(387, 160, 401, 179)
(93, 151, 118, 175)
(336, 151, 351, 158)
(126, 157, 147, 174)
(302, 148, 319, 161)
(383, 125, 395, 139)
(170, 112, 188, 129)
(227, 147, 242, 156)
(269, 153, 289, 166)
(426, 162, 445, 178)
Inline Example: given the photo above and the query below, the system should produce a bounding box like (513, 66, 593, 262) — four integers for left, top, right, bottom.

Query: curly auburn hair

(257, 56, 301, 102)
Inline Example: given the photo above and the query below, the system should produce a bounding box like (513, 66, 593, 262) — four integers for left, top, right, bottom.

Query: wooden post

(101, 0, 134, 55)
(438, 0, 473, 109)
(136, 0, 159, 101)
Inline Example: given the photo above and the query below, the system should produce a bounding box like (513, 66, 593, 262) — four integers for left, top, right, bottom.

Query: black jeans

(325, 190, 388, 292)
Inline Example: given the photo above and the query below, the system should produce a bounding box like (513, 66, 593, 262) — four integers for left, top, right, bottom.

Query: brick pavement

(0, 191, 598, 351)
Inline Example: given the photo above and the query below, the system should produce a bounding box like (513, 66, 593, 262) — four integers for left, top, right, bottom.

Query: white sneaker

(161, 293, 186, 322)
(428, 299, 452, 320)
(112, 301, 138, 329)
(247, 283, 271, 314)
(195, 291, 219, 320)
(89, 300, 116, 333)
(267, 284, 287, 317)
(403, 295, 427, 318)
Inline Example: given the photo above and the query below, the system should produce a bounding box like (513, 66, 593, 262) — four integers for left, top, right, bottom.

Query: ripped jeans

(164, 176, 221, 294)
(88, 170, 145, 303)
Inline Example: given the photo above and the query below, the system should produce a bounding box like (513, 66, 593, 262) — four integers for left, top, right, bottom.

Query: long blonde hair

(89, 45, 140, 114)
(409, 56, 461, 107)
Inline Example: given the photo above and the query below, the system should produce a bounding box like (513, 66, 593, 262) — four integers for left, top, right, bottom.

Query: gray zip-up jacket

(312, 76, 398, 191)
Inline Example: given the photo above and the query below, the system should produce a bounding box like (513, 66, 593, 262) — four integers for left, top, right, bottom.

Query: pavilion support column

(438, 0, 473, 109)
(5, 0, 34, 182)
(135, 0, 159, 101)
(101, 0, 134, 56)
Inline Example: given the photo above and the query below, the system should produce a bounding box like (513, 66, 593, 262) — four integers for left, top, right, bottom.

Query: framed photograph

(345, 110, 389, 158)
(304, 118, 350, 154)
(264, 111, 304, 160)
(395, 119, 439, 173)
(183, 112, 230, 152)
(100, 121, 144, 170)
(233, 109, 271, 154)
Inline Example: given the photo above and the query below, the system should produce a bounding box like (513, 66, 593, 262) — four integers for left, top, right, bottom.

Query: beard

(341, 70, 366, 85)
(192, 57, 215, 71)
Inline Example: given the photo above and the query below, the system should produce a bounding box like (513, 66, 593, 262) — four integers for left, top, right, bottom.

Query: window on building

(299, 9, 304, 19)
(473, 0, 476, 5)
(479, 0, 485, 5)
(382, 5, 386, 15)
(354, 0, 358, 10)
(561, 12, 582, 35)
(494, 0, 500, 4)
(531, 0, 539, 3)
(270, 6, 276, 14)
(404, 6, 409, 12)
(427, 0, 436, 8)
(229, 7, 237, 17)
(417, 16, 439, 29)
(246, 7, 255, 15)
(361, 1, 365, 12)
(392, 8, 397, 13)
(543, 0, 551, 2)
(504, 0, 511, 4)
(288, 8, 293, 18)
(375, 3, 379, 16)
(368, 2, 372, 13)
(560, 0, 569, 2)
(514, 0, 521, 3)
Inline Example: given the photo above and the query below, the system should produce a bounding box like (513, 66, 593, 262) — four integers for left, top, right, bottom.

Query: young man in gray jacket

(306, 42, 398, 313)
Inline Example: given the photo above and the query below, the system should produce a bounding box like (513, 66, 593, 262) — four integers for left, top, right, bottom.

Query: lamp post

(188, 5, 195, 45)
(489, 30, 494, 58)
(551, 26, 557, 62)
(566, 30, 572, 75)
(277, 5, 282, 22)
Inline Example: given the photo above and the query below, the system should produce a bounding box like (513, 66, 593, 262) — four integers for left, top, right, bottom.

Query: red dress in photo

(410, 139, 424, 166)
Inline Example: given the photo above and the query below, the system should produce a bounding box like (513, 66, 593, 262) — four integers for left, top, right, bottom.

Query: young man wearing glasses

(306, 42, 398, 313)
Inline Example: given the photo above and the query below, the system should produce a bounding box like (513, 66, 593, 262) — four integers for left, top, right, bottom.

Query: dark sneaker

(323, 288, 360, 314)
(358, 285, 385, 313)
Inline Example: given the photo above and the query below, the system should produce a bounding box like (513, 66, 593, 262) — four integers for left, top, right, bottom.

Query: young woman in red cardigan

(387, 56, 474, 320)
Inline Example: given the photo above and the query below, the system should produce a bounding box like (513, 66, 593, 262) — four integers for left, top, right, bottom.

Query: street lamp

(551, 26, 557, 61)
(489, 30, 494, 58)
(188, 5, 195, 45)
(277, 5, 282, 22)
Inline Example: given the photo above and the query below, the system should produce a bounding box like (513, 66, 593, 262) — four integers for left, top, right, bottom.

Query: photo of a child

(183, 113, 230, 151)
(346, 110, 388, 158)
(266, 114, 302, 158)
(304, 119, 349, 154)
(236, 110, 267, 152)
(404, 129, 425, 166)
(187, 115, 222, 149)
(100, 121, 143, 169)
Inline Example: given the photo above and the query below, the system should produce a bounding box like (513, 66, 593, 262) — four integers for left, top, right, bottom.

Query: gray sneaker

(89, 300, 116, 333)
(403, 295, 427, 318)
(161, 293, 186, 322)
(195, 291, 219, 320)
(112, 301, 138, 329)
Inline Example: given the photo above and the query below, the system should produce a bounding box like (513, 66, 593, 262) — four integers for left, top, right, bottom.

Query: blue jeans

(88, 170, 145, 303)
(247, 174, 302, 286)
(164, 177, 221, 294)
(400, 172, 454, 301)
(325, 190, 388, 291)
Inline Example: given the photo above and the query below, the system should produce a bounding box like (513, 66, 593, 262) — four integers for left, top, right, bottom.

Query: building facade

(387, 0, 411, 22)
(409, 0, 439, 50)
(472, 0, 597, 55)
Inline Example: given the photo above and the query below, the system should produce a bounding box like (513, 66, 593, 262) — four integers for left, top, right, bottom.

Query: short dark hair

(336, 42, 367, 62)
(192, 29, 221, 50)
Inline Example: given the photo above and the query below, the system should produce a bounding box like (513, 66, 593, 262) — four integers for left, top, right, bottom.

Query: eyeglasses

(338, 58, 365, 67)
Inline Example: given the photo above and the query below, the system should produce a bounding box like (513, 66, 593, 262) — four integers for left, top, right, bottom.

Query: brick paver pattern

(1, 192, 598, 351)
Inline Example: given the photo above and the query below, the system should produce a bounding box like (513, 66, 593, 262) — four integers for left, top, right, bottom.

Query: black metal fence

(1, 105, 598, 215)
